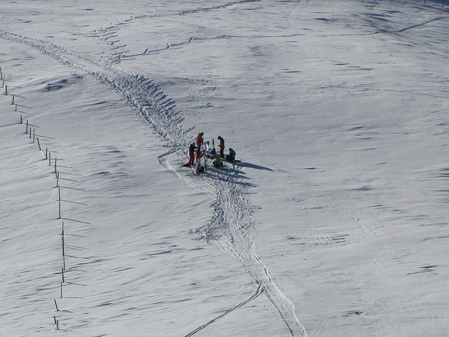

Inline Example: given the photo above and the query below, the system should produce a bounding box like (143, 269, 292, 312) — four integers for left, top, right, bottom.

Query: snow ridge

(0, 30, 308, 336)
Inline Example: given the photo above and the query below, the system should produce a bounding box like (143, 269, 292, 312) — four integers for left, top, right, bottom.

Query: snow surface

(1, 0, 449, 336)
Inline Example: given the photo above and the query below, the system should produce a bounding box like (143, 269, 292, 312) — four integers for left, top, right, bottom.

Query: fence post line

(61, 221, 64, 235)
(54, 299, 59, 311)
(58, 185, 61, 201)
(56, 171, 59, 187)
(58, 201, 61, 219)
(62, 267, 65, 283)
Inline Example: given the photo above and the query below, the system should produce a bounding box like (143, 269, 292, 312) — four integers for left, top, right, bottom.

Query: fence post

(37, 137, 41, 150)
(4, 85, 7, 96)
(11, 95, 14, 105)
(25, 120, 28, 134)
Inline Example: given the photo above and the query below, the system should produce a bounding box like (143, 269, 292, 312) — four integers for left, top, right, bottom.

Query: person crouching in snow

(226, 148, 236, 163)
(213, 154, 223, 168)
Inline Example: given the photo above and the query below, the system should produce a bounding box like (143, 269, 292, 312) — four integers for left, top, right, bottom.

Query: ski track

(0, 26, 308, 336)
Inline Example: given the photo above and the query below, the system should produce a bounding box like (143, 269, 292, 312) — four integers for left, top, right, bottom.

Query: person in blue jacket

(226, 148, 236, 163)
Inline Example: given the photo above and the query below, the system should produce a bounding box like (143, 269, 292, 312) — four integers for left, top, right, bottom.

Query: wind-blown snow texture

(1, 1, 449, 336)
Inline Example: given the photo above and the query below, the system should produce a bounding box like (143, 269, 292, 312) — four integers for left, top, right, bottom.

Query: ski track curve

(0, 29, 308, 336)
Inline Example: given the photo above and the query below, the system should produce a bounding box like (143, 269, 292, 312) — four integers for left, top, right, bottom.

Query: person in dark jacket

(217, 136, 225, 158)
(188, 142, 196, 166)
(226, 148, 236, 163)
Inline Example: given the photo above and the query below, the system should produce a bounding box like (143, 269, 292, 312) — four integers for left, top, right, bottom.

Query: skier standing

(196, 132, 204, 162)
(188, 142, 196, 166)
(217, 135, 225, 158)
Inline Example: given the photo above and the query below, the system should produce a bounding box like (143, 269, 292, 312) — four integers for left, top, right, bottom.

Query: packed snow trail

(0, 26, 308, 336)
(184, 285, 263, 337)
(200, 177, 309, 337)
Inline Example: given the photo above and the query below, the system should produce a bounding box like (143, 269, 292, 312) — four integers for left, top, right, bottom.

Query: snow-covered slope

(1, 1, 449, 336)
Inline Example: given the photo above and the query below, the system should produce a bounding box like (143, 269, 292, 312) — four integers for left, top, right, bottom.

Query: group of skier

(187, 132, 236, 171)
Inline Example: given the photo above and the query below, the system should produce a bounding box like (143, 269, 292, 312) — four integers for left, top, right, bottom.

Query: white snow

(1, 0, 449, 336)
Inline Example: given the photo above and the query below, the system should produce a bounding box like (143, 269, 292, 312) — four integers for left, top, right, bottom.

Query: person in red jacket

(196, 132, 204, 162)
